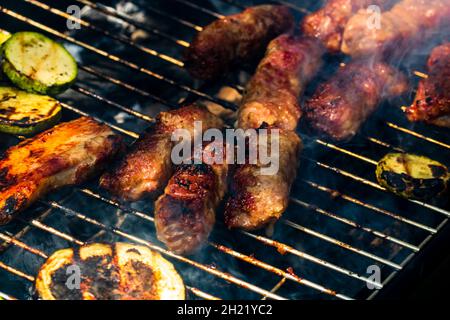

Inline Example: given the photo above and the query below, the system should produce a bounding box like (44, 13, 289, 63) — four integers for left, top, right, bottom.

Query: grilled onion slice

(36, 243, 185, 300)
(376, 153, 449, 200)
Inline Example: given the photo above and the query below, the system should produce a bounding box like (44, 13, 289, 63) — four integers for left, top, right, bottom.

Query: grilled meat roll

(36, 243, 185, 300)
(0, 117, 123, 225)
(100, 105, 223, 201)
(341, 0, 450, 58)
(185, 5, 294, 80)
(237, 35, 324, 131)
(225, 129, 302, 231)
(406, 43, 450, 127)
(301, 0, 392, 53)
(155, 143, 228, 255)
(304, 60, 408, 140)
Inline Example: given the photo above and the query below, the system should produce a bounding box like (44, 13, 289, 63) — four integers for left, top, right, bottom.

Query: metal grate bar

(55, 100, 411, 269)
(385, 122, 450, 150)
(75, 0, 197, 44)
(282, 219, 402, 269)
(290, 197, 420, 251)
(73, 190, 350, 298)
(40, 200, 288, 300)
(78, 65, 178, 108)
(172, 0, 225, 18)
(24, 0, 185, 66)
(0, 6, 236, 110)
(0, 0, 448, 301)
(303, 180, 437, 234)
(302, 158, 450, 218)
(71, 84, 155, 123)
(0, 291, 17, 300)
(0, 231, 217, 300)
(79, 188, 381, 290)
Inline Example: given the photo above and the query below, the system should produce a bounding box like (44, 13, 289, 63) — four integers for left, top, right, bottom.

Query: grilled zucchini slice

(376, 153, 449, 200)
(0, 86, 61, 135)
(2, 32, 77, 95)
(0, 30, 11, 84)
(0, 30, 10, 46)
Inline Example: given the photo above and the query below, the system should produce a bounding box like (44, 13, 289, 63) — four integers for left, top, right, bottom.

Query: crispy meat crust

(185, 5, 294, 80)
(224, 129, 302, 231)
(237, 35, 324, 131)
(155, 146, 228, 255)
(301, 0, 392, 53)
(341, 0, 450, 58)
(304, 60, 408, 140)
(0, 117, 123, 225)
(100, 104, 223, 202)
(406, 43, 450, 127)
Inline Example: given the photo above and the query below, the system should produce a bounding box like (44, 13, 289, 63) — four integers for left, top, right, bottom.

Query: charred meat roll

(406, 43, 450, 127)
(100, 104, 223, 201)
(225, 129, 302, 231)
(155, 144, 228, 255)
(301, 0, 393, 53)
(304, 60, 408, 140)
(341, 0, 450, 58)
(237, 35, 324, 131)
(0, 117, 124, 225)
(185, 5, 294, 80)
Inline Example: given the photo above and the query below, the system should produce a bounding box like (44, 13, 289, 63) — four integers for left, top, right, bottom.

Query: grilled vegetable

(2, 32, 78, 95)
(35, 243, 185, 300)
(376, 153, 449, 200)
(0, 30, 10, 45)
(0, 30, 11, 84)
(0, 87, 61, 135)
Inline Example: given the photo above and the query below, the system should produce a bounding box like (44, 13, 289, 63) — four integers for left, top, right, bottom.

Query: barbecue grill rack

(0, 0, 449, 300)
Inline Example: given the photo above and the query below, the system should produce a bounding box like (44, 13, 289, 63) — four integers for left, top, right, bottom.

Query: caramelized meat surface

(301, 0, 392, 53)
(237, 35, 324, 130)
(185, 5, 294, 80)
(304, 60, 408, 140)
(342, 0, 450, 58)
(100, 105, 223, 201)
(0, 117, 123, 225)
(225, 129, 302, 231)
(406, 43, 450, 127)
(155, 146, 228, 255)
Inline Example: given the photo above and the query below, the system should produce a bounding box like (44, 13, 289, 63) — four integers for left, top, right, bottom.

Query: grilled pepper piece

(2, 32, 78, 95)
(0, 87, 61, 135)
(376, 153, 449, 200)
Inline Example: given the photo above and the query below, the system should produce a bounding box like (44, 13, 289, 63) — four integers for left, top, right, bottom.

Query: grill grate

(0, 0, 449, 300)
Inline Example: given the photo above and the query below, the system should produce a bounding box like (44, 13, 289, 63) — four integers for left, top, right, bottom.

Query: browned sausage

(224, 129, 302, 231)
(185, 5, 294, 80)
(301, 0, 393, 53)
(303, 60, 408, 140)
(100, 105, 223, 201)
(237, 34, 325, 131)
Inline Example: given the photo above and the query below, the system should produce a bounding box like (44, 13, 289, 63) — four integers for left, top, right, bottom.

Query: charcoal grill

(0, 0, 449, 300)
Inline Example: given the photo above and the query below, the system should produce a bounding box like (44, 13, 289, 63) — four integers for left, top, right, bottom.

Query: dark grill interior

(0, 0, 449, 300)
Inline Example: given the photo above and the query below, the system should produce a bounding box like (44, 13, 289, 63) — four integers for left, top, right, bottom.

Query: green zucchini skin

(376, 153, 449, 201)
(0, 87, 62, 135)
(1, 32, 78, 95)
(0, 30, 11, 84)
